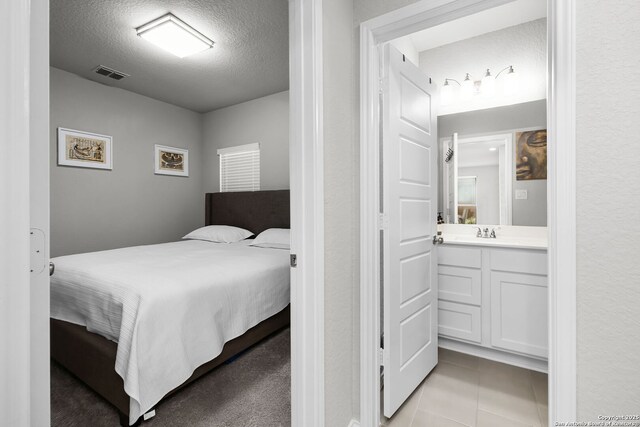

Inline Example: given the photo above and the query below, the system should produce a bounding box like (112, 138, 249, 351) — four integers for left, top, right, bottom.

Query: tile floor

(382, 348, 548, 427)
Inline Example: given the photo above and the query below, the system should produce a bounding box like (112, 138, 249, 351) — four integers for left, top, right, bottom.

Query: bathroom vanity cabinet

(437, 244, 548, 371)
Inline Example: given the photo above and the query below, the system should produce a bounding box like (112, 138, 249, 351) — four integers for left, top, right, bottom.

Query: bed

(50, 190, 290, 426)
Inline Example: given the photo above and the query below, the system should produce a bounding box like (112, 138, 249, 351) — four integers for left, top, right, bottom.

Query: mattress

(50, 239, 290, 424)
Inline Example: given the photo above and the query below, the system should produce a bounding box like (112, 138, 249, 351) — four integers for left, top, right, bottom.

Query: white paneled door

(382, 44, 438, 418)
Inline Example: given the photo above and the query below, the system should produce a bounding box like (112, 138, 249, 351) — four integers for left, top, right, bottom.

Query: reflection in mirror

(457, 176, 477, 224)
(438, 101, 548, 227)
(443, 133, 513, 225)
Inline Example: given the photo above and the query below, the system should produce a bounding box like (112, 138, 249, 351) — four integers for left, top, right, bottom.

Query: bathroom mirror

(437, 101, 547, 227)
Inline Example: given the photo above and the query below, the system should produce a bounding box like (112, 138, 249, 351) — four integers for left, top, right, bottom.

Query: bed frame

(50, 190, 290, 426)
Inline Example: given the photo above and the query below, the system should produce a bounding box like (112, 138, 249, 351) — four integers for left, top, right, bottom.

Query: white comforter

(50, 239, 290, 425)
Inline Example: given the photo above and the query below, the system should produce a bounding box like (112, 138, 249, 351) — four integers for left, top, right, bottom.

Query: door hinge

(290, 254, 297, 268)
(379, 348, 385, 366)
(378, 213, 389, 229)
(30, 228, 45, 274)
(379, 77, 388, 94)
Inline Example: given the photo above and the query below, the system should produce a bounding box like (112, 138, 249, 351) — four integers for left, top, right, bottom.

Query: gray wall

(202, 91, 289, 193)
(576, 0, 640, 417)
(458, 165, 500, 225)
(438, 100, 547, 226)
(50, 67, 204, 257)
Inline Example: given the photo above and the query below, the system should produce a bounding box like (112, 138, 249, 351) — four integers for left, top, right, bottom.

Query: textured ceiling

(50, 0, 289, 113)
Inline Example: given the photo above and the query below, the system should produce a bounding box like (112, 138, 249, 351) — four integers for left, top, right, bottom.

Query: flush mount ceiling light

(136, 13, 214, 58)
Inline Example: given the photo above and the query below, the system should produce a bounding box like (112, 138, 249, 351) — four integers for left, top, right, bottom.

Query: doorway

(5, 0, 325, 425)
(360, 0, 577, 426)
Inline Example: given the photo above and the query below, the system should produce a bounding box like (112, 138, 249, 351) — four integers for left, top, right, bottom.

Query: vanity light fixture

(441, 65, 518, 105)
(481, 69, 496, 97)
(497, 65, 518, 97)
(441, 79, 457, 106)
(460, 73, 474, 101)
(136, 13, 214, 58)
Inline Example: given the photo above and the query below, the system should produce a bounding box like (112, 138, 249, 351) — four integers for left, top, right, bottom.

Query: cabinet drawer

(490, 248, 547, 275)
(438, 301, 482, 343)
(438, 265, 481, 305)
(490, 271, 548, 358)
(438, 245, 481, 268)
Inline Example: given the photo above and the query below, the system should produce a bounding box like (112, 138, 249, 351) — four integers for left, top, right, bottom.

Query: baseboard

(439, 338, 548, 373)
(347, 419, 361, 427)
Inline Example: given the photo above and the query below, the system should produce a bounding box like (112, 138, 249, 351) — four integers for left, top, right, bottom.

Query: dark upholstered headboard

(205, 190, 290, 236)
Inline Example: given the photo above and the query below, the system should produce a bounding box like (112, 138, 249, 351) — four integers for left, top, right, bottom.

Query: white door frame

(289, 0, 326, 426)
(29, 0, 51, 426)
(359, 1, 576, 426)
(3, 0, 326, 425)
(0, 1, 33, 425)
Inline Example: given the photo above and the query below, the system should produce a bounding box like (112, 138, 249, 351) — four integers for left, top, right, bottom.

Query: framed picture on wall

(57, 127, 113, 170)
(154, 144, 189, 177)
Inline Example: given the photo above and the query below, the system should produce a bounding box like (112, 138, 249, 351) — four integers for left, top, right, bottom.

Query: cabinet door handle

(49, 262, 55, 276)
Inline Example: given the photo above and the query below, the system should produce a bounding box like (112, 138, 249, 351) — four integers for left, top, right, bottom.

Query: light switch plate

(515, 189, 528, 200)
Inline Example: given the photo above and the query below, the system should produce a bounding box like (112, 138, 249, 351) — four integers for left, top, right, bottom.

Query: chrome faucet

(476, 227, 498, 239)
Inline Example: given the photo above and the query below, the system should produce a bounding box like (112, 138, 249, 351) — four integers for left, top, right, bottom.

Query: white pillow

(183, 225, 253, 243)
(250, 228, 290, 250)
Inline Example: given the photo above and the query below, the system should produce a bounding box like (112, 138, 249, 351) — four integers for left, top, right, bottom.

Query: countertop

(441, 235, 548, 250)
(438, 224, 548, 250)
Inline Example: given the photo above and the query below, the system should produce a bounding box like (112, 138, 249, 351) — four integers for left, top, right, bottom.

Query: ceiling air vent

(93, 65, 130, 81)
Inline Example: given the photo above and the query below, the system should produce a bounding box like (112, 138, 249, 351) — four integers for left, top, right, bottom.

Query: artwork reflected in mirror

(515, 129, 547, 180)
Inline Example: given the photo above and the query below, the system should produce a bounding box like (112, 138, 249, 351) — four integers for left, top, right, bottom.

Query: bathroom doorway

(360, 0, 576, 426)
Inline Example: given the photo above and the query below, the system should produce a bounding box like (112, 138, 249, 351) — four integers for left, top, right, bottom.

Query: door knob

(49, 262, 55, 276)
(432, 232, 444, 245)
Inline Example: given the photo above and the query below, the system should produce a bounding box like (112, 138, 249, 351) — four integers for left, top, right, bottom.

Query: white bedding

(50, 239, 290, 425)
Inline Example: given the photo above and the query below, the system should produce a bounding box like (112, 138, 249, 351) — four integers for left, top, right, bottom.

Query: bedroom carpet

(51, 328, 291, 427)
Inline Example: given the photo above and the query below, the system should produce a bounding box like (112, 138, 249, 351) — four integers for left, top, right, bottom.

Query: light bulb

(441, 80, 455, 106)
(502, 66, 518, 97)
(481, 69, 496, 98)
(460, 73, 474, 101)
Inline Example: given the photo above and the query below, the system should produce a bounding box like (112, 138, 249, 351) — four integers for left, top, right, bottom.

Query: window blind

(457, 176, 477, 205)
(218, 143, 260, 192)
